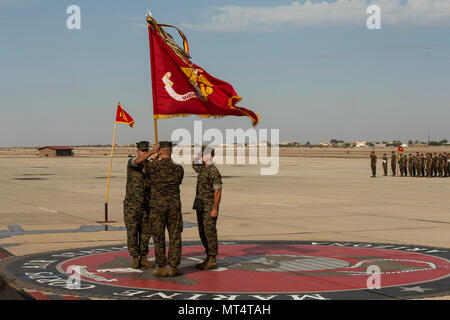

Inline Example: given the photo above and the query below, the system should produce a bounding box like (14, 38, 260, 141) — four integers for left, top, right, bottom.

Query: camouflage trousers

(196, 202, 218, 258)
(382, 163, 387, 175)
(150, 199, 183, 268)
(370, 165, 376, 177)
(391, 164, 396, 176)
(123, 200, 151, 257)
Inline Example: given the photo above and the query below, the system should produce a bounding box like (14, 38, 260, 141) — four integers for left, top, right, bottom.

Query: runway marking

(263, 202, 298, 208)
(305, 166, 329, 168)
(0, 225, 126, 239)
(0, 194, 92, 222)
(38, 207, 58, 213)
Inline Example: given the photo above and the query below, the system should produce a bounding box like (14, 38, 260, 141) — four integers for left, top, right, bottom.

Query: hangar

(37, 146, 74, 157)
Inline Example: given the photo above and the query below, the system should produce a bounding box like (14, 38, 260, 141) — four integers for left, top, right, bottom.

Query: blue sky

(1, 0, 449, 147)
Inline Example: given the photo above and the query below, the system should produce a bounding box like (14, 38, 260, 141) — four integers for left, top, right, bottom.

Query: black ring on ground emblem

(0, 241, 448, 300)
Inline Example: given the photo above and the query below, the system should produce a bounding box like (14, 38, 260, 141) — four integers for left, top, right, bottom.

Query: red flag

(115, 104, 135, 128)
(398, 146, 404, 152)
(147, 16, 260, 126)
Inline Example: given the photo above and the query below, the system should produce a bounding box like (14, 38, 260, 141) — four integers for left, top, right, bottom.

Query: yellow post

(103, 121, 118, 222)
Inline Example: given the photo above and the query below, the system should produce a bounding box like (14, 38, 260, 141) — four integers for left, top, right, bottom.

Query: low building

(37, 146, 74, 157)
(354, 141, 369, 148)
(374, 143, 387, 148)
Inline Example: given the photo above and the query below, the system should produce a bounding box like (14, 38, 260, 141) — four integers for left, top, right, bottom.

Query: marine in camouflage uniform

(123, 141, 158, 269)
(432, 153, 438, 177)
(192, 145, 223, 270)
(408, 154, 416, 177)
(370, 151, 377, 177)
(438, 154, 444, 177)
(400, 154, 406, 176)
(391, 152, 397, 176)
(413, 153, 420, 177)
(426, 153, 432, 177)
(402, 154, 408, 176)
(145, 141, 184, 277)
(414, 153, 420, 177)
(420, 154, 425, 177)
(444, 153, 449, 177)
(382, 154, 388, 176)
(405, 154, 410, 176)
(398, 154, 403, 176)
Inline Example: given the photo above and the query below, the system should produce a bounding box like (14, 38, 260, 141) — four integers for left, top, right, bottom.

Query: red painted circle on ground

(60, 245, 450, 293)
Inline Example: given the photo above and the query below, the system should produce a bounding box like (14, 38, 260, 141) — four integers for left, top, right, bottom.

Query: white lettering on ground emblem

(97, 268, 144, 274)
(65, 265, 118, 282)
(337, 259, 436, 275)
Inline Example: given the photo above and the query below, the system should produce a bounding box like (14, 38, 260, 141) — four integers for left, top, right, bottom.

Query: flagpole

(148, 14, 159, 147)
(154, 118, 159, 146)
(101, 120, 118, 224)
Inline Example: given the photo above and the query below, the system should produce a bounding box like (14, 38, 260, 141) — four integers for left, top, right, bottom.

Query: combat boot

(202, 256, 218, 270)
(140, 256, 155, 268)
(131, 256, 140, 269)
(195, 257, 209, 269)
(153, 267, 168, 277)
(168, 267, 183, 277)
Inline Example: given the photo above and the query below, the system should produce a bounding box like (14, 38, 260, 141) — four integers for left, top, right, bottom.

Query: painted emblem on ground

(0, 241, 448, 300)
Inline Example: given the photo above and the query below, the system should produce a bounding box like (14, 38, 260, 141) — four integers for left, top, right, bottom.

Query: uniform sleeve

(130, 156, 139, 167)
(211, 166, 223, 190)
(178, 165, 184, 183)
(193, 164, 202, 173)
(143, 160, 154, 177)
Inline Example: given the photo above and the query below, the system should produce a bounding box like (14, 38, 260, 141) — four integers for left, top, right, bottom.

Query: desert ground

(1, 146, 449, 299)
(0, 146, 449, 257)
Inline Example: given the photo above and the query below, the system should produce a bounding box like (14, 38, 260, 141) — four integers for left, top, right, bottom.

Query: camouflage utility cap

(137, 141, 150, 151)
(159, 141, 173, 149)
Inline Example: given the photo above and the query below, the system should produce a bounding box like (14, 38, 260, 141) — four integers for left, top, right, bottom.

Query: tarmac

(0, 155, 449, 299)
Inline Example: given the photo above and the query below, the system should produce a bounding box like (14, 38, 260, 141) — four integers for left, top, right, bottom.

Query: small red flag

(115, 104, 135, 128)
(398, 146, 404, 152)
(147, 16, 260, 126)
